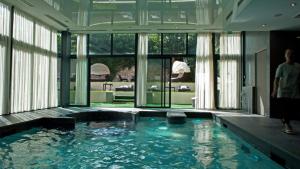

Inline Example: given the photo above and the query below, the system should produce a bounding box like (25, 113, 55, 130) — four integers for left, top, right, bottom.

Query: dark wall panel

(244, 31, 270, 115)
(245, 32, 270, 86)
(270, 31, 300, 119)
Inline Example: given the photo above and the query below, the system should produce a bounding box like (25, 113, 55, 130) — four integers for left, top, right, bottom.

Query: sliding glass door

(138, 58, 171, 108)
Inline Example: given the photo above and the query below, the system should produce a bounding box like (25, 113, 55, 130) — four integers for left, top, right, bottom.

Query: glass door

(89, 57, 135, 108)
(139, 58, 171, 108)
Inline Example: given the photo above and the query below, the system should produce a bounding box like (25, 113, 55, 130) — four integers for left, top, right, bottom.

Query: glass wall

(163, 33, 186, 55)
(89, 33, 136, 108)
(69, 34, 88, 106)
(71, 34, 77, 55)
(113, 34, 135, 54)
(65, 32, 243, 109)
(69, 34, 77, 105)
(69, 59, 77, 105)
(143, 58, 171, 108)
(57, 54, 61, 106)
(57, 33, 62, 106)
(67, 32, 239, 109)
(214, 33, 221, 108)
(148, 34, 161, 54)
(89, 34, 111, 55)
(147, 33, 196, 108)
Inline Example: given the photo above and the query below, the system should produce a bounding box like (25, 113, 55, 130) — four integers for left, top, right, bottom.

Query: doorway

(137, 58, 171, 108)
(255, 49, 268, 116)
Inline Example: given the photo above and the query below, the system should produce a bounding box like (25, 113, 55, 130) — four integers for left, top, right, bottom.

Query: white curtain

(11, 47, 33, 113)
(0, 2, 10, 36)
(74, 0, 88, 105)
(0, 2, 10, 115)
(49, 32, 58, 107)
(11, 11, 34, 113)
(35, 23, 51, 50)
(136, 34, 148, 106)
(32, 23, 51, 110)
(0, 42, 7, 115)
(75, 34, 88, 105)
(13, 11, 34, 45)
(32, 53, 50, 109)
(219, 33, 241, 109)
(10, 10, 58, 113)
(195, 33, 215, 109)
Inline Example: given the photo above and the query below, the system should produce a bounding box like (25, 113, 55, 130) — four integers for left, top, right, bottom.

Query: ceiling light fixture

(291, 2, 296, 7)
(262, 24, 267, 27)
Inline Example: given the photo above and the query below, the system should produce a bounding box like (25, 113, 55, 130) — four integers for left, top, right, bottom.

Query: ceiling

(2, 0, 300, 33)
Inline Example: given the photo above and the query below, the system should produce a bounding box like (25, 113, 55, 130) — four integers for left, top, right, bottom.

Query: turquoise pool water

(0, 118, 283, 169)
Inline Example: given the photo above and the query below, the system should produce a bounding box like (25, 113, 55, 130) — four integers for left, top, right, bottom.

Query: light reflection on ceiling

(41, 0, 225, 31)
(2, 0, 300, 32)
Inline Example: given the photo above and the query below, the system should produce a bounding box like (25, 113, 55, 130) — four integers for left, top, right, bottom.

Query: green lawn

(90, 102, 193, 109)
(91, 102, 134, 108)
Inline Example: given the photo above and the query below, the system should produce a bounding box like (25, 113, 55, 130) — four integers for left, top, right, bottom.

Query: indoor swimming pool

(0, 118, 283, 169)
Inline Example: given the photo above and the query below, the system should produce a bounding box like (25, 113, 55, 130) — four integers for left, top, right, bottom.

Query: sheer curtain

(136, 33, 148, 106)
(32, 23, 51, 110)
(32, 52, 50, 109)
(0, 2, 10, 115)
(195, 33, 215, 109)
(73, 0, 88, 105)
(11, 10, 34, 113)
(49, 32, 58, 107)
(219, 33, 241, 109)
(75, 34, 87, 105)
(11, 10, 58, 113)
(0, 43, 7, 114)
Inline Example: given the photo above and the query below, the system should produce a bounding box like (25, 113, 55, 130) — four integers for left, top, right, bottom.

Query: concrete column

(60, 31, 71, 107)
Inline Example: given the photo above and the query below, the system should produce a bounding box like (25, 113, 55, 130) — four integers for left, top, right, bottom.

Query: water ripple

(0, 119, 283, 169)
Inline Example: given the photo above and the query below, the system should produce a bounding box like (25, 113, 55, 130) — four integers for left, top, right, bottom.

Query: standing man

(272, 48, 300, 134)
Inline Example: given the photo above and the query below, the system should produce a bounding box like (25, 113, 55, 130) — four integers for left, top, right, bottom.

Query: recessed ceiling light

(291, 2, 296, 7)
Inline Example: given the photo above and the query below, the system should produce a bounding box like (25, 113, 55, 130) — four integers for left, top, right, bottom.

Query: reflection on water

(193, 121, 214, 167)
(0, 118, 283, 169)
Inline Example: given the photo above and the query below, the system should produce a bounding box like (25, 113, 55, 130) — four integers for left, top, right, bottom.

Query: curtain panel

(32, 23, 51, 110)
(49, 32, 58, 107)
(219, 33, 241, 109)
(10, 10, 58, 113)
(75, 34, 88, 105)
(136, 33, 148, 106)
(195, 33, 215, 109)
(0, 41, 8, 115)
(0, 2, 10, 115)
(10, 10, 34, 113)
(10, 47, 33, 112)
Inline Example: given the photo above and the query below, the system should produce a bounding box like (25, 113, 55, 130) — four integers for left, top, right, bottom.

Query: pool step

(167, 112, 187, 124)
